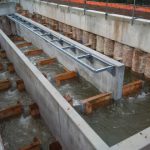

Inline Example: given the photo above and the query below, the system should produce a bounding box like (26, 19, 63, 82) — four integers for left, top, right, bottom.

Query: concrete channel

(0, 1, 150, 150)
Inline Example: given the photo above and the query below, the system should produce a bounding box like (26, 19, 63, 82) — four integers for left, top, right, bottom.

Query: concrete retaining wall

(0, 29, 109, 150)
(0, 2, 16, 16)
(12, 14, 124, 100)
(20, 0, 150, 53)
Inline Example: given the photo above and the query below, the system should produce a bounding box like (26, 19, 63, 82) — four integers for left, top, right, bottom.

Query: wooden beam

(29, 103, 40, 118)
(49, 141, 62, 150)
(0, 63, 3, 71)
(16, 79, 25, 92)
(17, 42, 32, 48)
(11, 36, 24, 42)
(19, 137, 41, 150)
(0, 79, 11, 91)
(7, 63, 15, 73)
(36, 58, 56, 66)
(54, 71, 77, 86)
(82, 93, 112, 114)
(0, 50, 6, 58)
(122, 80, 143, 97)
(0, 101, 22, 120)
(24, 49, 43, 56)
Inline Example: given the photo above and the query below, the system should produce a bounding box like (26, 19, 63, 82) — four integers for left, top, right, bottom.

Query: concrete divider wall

(20, 0, 150, 53)
(0, 29, 109, 150)
(12, 14, 124, 100)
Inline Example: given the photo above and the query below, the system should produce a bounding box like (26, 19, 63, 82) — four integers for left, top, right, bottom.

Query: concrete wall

(0, 29, 109, 150)
(0, 2, 16, 16)
(11, 14, 124, 100)
(20, 0, 150, 54)
(0, 135, 4, 150)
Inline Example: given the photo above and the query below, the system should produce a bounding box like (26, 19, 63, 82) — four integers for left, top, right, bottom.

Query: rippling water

(0, 57, 54, 150)
(27, 49, 150, 147)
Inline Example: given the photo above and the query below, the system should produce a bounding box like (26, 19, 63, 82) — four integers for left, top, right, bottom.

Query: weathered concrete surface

(0, 29, 109, 150)
(12, 14, 124, 100)
(0, 135, 4, 150)
(111, 127, 150, 150)
(20, 0, 150, 53)
(1, 27, 150, 150)
(0, 2, 16, 16)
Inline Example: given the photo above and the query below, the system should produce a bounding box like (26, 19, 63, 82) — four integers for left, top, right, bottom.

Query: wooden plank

(29, 103, 40, 118)
(54, 71, 77, 86)
(122, 80, 143, 97)
(0, 63, 3, 71)
(17, 42, 32, 48)
(7, 63, 15, 73)
(11, 36, 24, 42)
(0, 50, 6, 58)
(82, 93, 112, 114)
(16, 79, 25, 92)
(49, 141, 62, 150)
(19, 137, 41, 150)
(0, 79, 11, 91)
(0, 102, 22, 120)
(24, 49, 43, 56)
(36, 58, 56, 66)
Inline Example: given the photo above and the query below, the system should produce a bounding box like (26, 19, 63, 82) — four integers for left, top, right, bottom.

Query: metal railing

(7, 13, 116, 75)
(44, 0, 150, 20)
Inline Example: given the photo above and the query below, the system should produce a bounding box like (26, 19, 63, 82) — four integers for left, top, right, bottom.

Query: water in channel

(0, 55, 54, 150)
(7, 41, 150, 147)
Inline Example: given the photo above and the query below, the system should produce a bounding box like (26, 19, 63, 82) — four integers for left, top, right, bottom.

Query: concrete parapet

(19, 0, 150, 54)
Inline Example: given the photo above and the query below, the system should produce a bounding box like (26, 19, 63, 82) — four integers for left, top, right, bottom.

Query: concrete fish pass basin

(0, 14, 150, 150)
